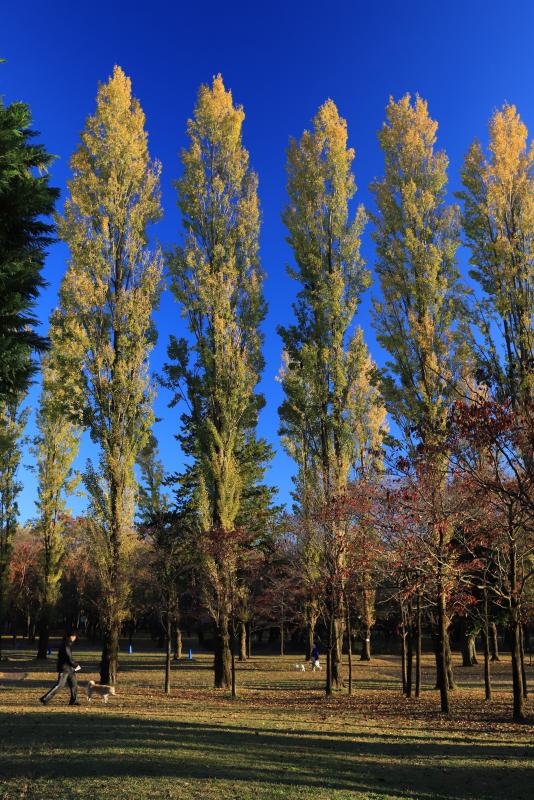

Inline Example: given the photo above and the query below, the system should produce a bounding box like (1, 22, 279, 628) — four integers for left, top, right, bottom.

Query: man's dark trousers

(41, 667, 78, 704)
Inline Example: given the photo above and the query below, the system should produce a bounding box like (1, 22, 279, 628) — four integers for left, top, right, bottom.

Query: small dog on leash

(294, 663, 306, 672)
(312, 659, 322, 672)
(86, 680, 116, 703)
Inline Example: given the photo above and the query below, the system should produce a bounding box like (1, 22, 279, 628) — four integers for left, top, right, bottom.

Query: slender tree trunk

(247, 621, 252, 659)
(173, 625, 182, 660)
(511, 612, 526, 720)
(100, 616, 120, 685)
(490, 622, 500, 661)
(360, 587, 372, 661)
(461, 622, 470, 667)
(164, 613, 171, 694)
(345, 594, 352, 696)
(360, 625, 371, 661)
(305, 620, 315, 661)
(400, 602, 407, 695)
(36, 603, 51, 660)
(461, 619, 478, 667)
(101, 473, 125, 686)
(437, 587, 450, 714)
(279, 597, 285, 657)
(406, 612, 413, 698)
(469, 634, 478, 665)
(510, 541, 525, 721)
(331, 615, 344, 689)
(239, 621, 247, 661)
(519, 624, 528, 699)
(462, 630, 478, 666)
(483, 588, 492, 702)
(445, 623, 456, 690)
(326, 613, 333, 696)
(230, 619, 236, 699)
(214, 614, 232, 689)
(415, 593, 422, 698)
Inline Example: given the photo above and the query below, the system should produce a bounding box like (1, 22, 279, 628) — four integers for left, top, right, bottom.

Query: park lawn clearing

(0, 644, 533, 800)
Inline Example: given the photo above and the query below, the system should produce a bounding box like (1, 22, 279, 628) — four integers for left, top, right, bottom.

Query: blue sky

(3, 0, 534, 521)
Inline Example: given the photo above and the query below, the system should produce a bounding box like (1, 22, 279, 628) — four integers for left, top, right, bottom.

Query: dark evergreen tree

(0, 83, 58, 400)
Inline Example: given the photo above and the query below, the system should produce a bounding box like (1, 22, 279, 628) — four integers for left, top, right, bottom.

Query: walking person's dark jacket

(57, 637, 78, 672)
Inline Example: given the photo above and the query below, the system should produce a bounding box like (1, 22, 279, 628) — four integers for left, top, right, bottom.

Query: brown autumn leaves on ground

(0, 647, 533, 800)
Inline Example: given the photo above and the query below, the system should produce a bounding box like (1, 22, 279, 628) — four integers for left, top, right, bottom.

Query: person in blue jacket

(311, 642, 320, 662)
(40, 628, 80, 706)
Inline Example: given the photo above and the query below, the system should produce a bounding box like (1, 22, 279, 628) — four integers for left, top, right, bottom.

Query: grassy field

(0, 639, 533, 800)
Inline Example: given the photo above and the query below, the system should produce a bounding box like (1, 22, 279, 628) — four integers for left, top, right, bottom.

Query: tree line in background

(0, 65, 532, 721)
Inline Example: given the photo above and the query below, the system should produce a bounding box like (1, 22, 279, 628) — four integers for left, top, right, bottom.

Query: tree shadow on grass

(0, 712, 532, 800)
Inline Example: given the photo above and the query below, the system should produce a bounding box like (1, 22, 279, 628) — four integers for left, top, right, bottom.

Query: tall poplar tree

(278, 100, 371, 692)
(458, 104, 534, 720)
(0, 398, 26, 657)
(57, 66, 162, 684)
(166, 75, 271, 689)
(371, 95, 468, 713)
(33, 315, 82, 659)
(459, 104, 533, 410)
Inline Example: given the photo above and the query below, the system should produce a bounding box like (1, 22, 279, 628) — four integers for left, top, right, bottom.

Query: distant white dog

(312, 659, 322, 672)
(86, 680, 116, 703)
(294, 663, 306, 672)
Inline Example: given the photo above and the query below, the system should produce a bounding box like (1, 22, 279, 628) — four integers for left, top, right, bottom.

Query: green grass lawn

(0, 640, 533, 799)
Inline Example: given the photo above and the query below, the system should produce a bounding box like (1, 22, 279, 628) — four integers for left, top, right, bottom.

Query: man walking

(40, 629, 81, 706)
